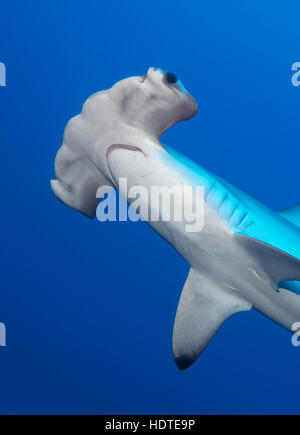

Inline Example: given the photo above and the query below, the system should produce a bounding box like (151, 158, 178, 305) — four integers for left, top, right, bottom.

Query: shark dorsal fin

(172, 268, 252, 370)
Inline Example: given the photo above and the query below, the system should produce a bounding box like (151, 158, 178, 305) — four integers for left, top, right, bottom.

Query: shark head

(106, 67, 198, 138)
(51, 68, 197, 217)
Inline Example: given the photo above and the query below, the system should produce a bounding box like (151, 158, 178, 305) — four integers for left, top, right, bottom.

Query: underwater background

(1, 0, 300, 414)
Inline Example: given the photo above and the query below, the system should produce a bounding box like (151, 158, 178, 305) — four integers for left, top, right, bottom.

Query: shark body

(51, 68, 300, 369)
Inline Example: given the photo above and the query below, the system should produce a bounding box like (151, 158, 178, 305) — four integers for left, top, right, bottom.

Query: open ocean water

(1, 0, 300, 414)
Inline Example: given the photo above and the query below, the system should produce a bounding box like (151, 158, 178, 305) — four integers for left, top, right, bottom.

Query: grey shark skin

(51, 68, 300, 370)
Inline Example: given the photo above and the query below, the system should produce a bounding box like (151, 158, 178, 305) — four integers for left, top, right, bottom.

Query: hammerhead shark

(51, 68, 300, 370)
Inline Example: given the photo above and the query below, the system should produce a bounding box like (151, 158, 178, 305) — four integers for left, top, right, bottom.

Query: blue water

(1, 0, 300, 415)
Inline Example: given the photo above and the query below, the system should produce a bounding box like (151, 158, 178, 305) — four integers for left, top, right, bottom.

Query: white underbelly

(106, 145, 300, 330)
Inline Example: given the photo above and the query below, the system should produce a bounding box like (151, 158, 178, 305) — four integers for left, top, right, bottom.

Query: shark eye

(164, 71, 178, 85)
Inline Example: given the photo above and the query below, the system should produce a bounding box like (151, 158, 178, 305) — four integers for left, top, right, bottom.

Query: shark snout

(141, 67, 198, 122)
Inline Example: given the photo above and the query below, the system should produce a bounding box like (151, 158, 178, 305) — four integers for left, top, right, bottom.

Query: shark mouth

(106, 144, 145, 158)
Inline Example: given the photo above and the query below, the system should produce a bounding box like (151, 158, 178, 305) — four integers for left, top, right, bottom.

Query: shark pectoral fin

(235, 234, 300, 284)
(173, 269, 252, 370)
